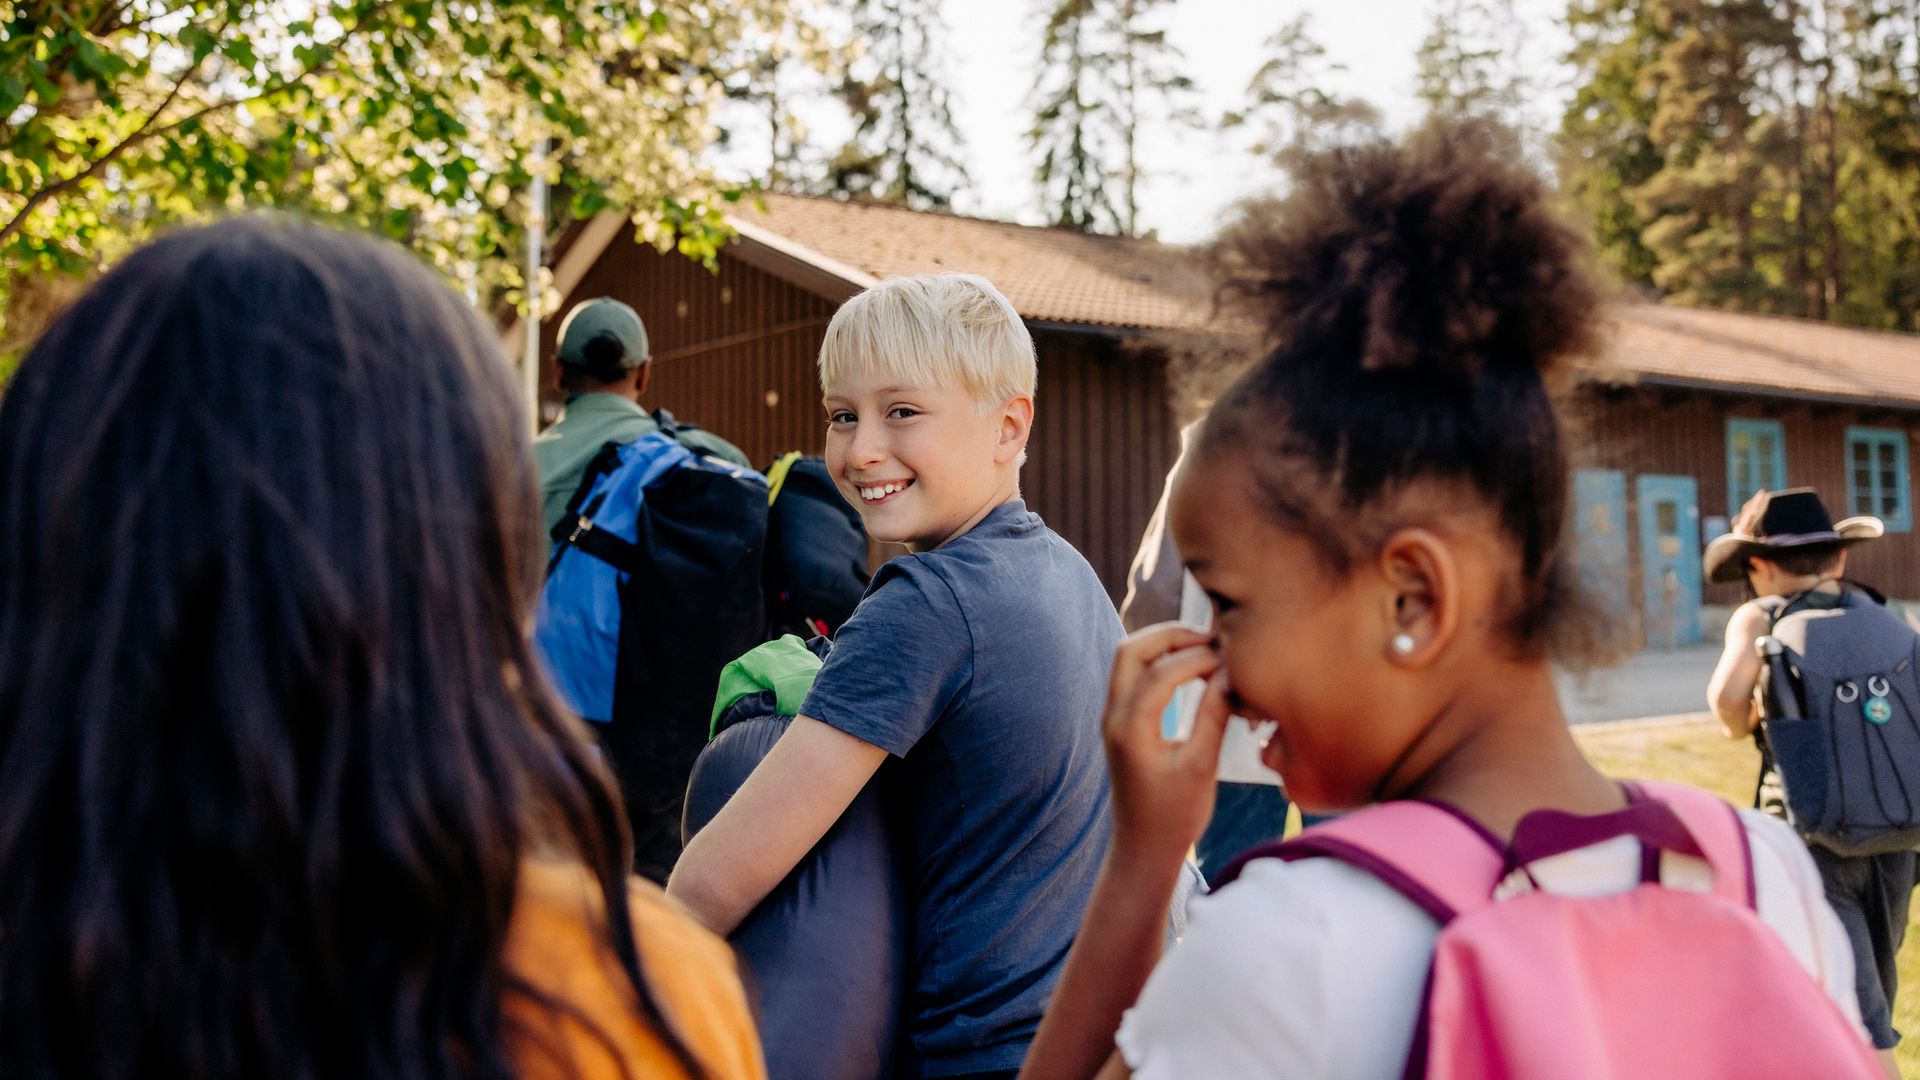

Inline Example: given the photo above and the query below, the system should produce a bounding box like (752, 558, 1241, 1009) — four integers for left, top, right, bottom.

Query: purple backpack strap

(1209, 784, 1754, 923)
(1211, 802, 1507, 924)
(1623, 780, 1756, 909)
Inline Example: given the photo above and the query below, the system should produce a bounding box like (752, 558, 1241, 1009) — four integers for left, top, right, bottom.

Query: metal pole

(522, 137, 549, 435)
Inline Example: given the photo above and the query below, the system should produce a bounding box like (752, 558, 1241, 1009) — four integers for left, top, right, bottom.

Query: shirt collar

(561, 392, 648, 419)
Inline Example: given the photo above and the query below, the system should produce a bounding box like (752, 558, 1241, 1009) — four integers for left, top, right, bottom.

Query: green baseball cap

(556, 297, 649, 370)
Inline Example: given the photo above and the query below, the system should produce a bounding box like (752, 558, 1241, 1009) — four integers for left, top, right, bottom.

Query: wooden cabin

(523, 194, 1920, 645)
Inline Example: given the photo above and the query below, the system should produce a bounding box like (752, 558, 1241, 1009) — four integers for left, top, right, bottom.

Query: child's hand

(1101, 623, 1234, 863)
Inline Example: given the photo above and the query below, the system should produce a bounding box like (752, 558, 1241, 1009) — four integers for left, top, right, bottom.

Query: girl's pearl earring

(1391, 633, 1416, 656)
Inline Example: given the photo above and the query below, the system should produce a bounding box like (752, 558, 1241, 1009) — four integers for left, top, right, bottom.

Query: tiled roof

(719, 194, 1920, 407)
(733, 193, 1215, 332)
(1599, 304, 1920, 408)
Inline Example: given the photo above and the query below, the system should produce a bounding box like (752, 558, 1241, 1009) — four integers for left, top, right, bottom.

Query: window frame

(1845, 426, 1912, 533)
(1725, 417, 1788, 516)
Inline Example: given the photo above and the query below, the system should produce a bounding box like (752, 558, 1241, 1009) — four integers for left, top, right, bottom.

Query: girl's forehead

(1170, 456, 1255, 553)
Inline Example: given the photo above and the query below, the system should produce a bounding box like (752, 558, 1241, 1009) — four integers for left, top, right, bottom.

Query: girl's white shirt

(1116, 809, 1863, 1078)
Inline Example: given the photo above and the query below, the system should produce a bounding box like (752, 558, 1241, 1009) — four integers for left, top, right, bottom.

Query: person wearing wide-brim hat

(1703, 487, 1885, 586)
(1705, 486, 1885, 739)
(1705, 488, 1912, 1061)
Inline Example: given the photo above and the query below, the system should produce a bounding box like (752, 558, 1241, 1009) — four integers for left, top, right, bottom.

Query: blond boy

(669, 274, 1122, 1079)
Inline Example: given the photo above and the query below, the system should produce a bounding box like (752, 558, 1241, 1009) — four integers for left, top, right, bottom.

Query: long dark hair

(0, 217, 703, 1079)
(1198, 120, 1622, 666)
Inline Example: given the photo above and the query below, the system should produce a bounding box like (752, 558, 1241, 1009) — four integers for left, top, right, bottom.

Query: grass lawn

(1574, 716, 1917, 1075)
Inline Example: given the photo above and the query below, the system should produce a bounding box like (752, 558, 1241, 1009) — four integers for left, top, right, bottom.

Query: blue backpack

(1758, 583, 1920, 856)
(535, 433, 769, 881)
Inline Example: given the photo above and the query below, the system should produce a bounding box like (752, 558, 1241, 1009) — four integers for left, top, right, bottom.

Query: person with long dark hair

(0, 216, 766, 1080)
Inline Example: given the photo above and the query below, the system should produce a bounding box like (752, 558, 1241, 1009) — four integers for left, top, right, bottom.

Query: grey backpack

(1759, 585, 1920, 855)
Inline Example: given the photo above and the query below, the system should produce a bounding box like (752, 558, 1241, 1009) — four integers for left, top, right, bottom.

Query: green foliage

(1026, 0, 1195, 236)
(0, 0, 796, 354)
(1559, 0, 1920, 330)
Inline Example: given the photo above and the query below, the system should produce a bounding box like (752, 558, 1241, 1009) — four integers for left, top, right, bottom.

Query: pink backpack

(1213, 781, 1881, 1079)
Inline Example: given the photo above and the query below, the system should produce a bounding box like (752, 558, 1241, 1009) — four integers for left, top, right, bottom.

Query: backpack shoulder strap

(1211, 801, 1506, 924)
(651, 407, 707, 441)
(550, 440, 628, 546)
(1840, 577, 1888, 606)
(1764, 588, 1813, 629)
(765, 451, 803, 507)
(1623, 780, 1755, 909)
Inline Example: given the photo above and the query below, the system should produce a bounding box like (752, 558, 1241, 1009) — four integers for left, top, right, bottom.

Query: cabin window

(1846, 427, 1911, 532)
(1726, 418, 1787, 516)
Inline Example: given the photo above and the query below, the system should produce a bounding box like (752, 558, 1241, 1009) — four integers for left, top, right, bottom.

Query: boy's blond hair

(818, 273, 1037, 407)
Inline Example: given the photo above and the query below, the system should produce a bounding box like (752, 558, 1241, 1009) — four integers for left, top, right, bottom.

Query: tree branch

(0, 0, 401, 248)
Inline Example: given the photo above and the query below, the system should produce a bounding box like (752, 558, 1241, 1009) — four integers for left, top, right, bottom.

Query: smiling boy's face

(823, 367, 1028, 552)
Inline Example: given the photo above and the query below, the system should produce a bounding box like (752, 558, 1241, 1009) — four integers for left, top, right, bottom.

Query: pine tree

(1839, 0, 1920, 327)
(1630, 0, 1799, 310)
(1025, 0, 1194, 235)
(720, 16, 847, 191)
(1415, 0, 1531, 122)
(1559, 0, 1671, 286)
(1558, 0, 1920, 329)
(1110, 0, 1197, 236)
(1028, 0, 1122, 230)
(1223, 14, 1381, 170)
(826, 0, 970, 209)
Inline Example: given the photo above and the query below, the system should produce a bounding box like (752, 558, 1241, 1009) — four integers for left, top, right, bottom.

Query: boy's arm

(667, 715, 888, 936)
(1708, 601, 1771, 738)
(1020, 625, 1230, 1080)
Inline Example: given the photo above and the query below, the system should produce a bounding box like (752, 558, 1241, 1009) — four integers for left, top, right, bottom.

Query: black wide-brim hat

(1703, 487, 1884, 584)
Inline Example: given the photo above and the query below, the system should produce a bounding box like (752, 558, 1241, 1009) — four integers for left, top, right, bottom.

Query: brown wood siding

(1570, 386, 1920, 603)
(539, 240, 839, 465)
(1025, 331, 1179, 604)
(542, 242, 1180, 602)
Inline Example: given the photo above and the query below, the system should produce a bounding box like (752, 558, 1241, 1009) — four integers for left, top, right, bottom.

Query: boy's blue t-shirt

(801, 499, 1121, 1077)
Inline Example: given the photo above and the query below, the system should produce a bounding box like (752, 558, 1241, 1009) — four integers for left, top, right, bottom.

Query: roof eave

(723, 215, 880, 303)
(1586, 369, 1920, 413)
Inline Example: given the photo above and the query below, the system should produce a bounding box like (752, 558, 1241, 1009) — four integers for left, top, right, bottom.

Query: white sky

(941, 0, 1573, 241)
(717, 0, 1573, 243)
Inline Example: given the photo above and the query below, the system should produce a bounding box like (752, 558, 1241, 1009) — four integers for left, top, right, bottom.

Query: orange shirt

(503, 859, 767, 1080)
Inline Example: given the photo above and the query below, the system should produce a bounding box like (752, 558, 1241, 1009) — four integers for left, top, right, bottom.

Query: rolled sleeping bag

(684, 640, 906, 1080)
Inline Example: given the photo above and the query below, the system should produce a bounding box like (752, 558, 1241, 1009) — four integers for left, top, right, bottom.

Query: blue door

(1636, 475, 1702, 648)
(1573, 470, 1631, 627)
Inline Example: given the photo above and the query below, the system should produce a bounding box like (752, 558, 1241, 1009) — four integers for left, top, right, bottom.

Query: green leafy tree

(825, 0, 969, 208)
(0, 0, 793, 358)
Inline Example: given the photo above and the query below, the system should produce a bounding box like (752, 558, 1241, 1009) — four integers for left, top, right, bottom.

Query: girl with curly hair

(1016, 123, 1877, 1080)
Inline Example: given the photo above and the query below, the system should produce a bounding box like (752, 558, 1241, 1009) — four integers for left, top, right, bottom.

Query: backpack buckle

(568, 517, 594, 543)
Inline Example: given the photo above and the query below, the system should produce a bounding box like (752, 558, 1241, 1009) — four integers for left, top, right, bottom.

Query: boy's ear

(994, 395, 1034, 465)
(1376, 529, 1460, 666)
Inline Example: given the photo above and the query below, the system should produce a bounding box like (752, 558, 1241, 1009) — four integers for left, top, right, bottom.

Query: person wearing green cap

(535, 297, 752, 534)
